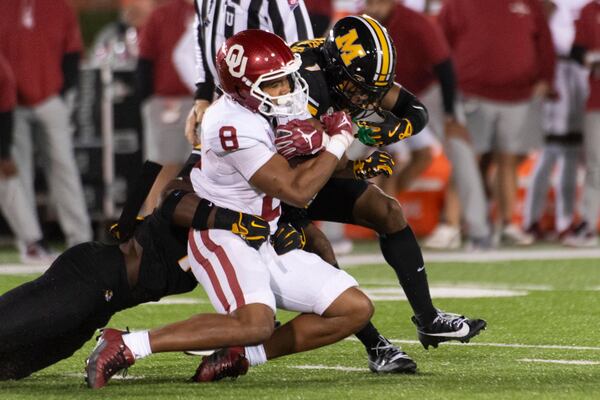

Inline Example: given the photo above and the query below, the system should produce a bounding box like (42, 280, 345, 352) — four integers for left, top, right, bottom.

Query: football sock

(379, 226, 438, 326)
(122, 331, 152, 360)
(355, 322, 383, 352)
(244, 344, 267, 366)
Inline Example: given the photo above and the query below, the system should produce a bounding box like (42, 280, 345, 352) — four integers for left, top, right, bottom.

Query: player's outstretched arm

(159, 179, 270, 249)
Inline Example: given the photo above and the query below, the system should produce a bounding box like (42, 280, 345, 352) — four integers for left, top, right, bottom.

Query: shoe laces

(100, 328, 131, 378)
(432, 311, 467, 330)
(370, 336, 407, 360)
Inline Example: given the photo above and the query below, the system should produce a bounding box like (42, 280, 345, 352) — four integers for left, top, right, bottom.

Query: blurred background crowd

(1, 0, 599, 264)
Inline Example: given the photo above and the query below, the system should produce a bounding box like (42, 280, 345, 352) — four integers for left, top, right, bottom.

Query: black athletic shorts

(281, 178, 369, 228)
(0, 242, 131, 380)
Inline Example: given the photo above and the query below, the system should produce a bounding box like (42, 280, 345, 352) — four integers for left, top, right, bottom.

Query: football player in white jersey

(85, 30, 374, 389)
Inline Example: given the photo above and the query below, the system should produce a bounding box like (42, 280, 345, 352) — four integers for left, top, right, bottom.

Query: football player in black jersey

(0, 158, 273, 381)
(278, 15, 487, 371)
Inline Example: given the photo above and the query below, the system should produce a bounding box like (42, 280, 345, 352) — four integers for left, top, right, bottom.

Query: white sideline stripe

(364, 286, 527, 301)
(0, 265, 51, 274)
(1, 247, 599, 275)
(518, 358, 600, 365)
(361, 280, 554, 291)
(63, 372, 146, 380)
(346, 337, 600, 352)
(291, 365, 367, 372)
(338, 248, 600, 266)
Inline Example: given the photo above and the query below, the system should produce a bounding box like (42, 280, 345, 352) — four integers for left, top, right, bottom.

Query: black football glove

(214, 209, 270, 250)
(271, 223, 306, 255)
(353, 150, 395, 180)
(355, 109, 414, 147)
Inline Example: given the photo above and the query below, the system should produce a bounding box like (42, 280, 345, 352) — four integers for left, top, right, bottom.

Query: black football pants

(0, 243, 131, 380)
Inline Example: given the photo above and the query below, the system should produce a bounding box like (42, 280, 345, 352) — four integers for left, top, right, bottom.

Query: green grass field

(1, 250, 599, 399)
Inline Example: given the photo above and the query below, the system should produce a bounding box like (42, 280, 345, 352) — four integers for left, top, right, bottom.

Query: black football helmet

(322, 14, 397, 115)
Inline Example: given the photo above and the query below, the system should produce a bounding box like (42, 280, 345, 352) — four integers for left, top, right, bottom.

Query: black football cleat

(368, 336, 417, 374)
(191, 347, 249, 382)
(412, 311, 487, 350)
(85, 328, 135, 389)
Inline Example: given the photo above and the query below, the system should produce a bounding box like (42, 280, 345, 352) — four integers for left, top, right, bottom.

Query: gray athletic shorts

(142, 96, 193, 164)
(462, 95, 543, 155)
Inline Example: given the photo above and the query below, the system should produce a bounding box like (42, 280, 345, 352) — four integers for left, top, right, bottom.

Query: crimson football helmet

(216, 29, 308, 117)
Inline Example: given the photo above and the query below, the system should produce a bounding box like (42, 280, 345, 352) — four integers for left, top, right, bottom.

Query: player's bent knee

(326, 287, 374, 333)
(378, 198, 407, 234)
(232, 303, 275, 344)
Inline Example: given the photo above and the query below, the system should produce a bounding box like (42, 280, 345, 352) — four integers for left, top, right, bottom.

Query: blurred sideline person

(137, 0, 195, 212)
(89, 0, 156, 70)
(565, 0, 600, 247)
(0, 0, 93, 247)
(85, 30, 373, 389)
(0, 54, 55, 264)
(522, 0, 588, 242)
(0, 158, 274, 380)
(438, 0, 556, 246)
(365, 0, 491, 250)
(305, 0, 334, 37)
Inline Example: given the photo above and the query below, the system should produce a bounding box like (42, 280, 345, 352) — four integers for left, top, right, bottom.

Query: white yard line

(291, 365, 367, 372)
(518, 358, 600, 365)
(346, 337, 600, 352)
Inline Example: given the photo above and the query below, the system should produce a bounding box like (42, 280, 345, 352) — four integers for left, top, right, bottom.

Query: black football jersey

(291, 38, 334, 119)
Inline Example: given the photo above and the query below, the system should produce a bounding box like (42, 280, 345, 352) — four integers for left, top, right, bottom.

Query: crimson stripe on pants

(188, 229, 231, 313)
(200, 230, 246, 309)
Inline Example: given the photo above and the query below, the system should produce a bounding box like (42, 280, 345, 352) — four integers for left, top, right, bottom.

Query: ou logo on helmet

(225, 44, 248, 78)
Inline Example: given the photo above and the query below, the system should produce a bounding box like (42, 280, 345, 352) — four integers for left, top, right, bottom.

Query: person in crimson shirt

(0, 53, 55, 263)
(0, 0, 92, 248)
(136, 0, 195, 212)
(564, 0, 600, 247)
(0, 0, 92, 250)
(522, 0, 588, 243)
(438, 0, 556, 246)
(304, 0, 333, 36)
(364, 0, 490, 250)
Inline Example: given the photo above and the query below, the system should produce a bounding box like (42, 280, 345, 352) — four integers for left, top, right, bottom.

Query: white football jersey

(191, 95, 281, 231)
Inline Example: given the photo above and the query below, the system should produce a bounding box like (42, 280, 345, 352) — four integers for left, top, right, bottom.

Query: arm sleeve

(570, 45, 586, 65)
(432, 58, 456, 116)
(0, 110, 13, 160)
(61, 52, 80, 94)
(222, 143, 276, 181)
(390, 87, 429, 135)
(136, 58, 154, 102)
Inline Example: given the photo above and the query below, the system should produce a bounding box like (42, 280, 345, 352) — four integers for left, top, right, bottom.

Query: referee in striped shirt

(185, 0, 314, 143)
